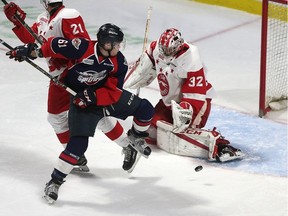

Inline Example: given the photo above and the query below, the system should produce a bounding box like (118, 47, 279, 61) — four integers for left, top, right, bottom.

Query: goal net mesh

(264, 0, 287, 110)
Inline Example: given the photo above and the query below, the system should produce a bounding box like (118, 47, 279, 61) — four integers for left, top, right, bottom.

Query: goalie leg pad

(156, 121, 244, 162)
(156, 121, 209, 158)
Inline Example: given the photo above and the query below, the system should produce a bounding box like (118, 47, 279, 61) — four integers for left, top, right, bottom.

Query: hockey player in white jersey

(3, 0, 135, 172)
(125, 28, 245, 163)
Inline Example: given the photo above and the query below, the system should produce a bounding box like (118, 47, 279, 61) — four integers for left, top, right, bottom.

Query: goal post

(259, 0, 288, 117)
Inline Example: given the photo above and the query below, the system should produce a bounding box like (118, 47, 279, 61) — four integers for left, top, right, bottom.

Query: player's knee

(134, 99, 154, 121)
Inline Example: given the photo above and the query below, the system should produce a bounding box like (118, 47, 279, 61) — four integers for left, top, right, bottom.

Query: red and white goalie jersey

(146, 40, 215, 128)
(124, 28, 244, 162)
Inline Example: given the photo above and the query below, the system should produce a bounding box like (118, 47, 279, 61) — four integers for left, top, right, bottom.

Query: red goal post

(259, 0, 288, 117)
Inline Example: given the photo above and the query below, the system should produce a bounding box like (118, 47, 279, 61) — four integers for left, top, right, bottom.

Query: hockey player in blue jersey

(7, 23, 154, 204)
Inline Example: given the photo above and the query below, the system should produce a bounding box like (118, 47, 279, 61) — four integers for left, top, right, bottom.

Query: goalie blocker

(124, 52, 156, 89)
(156, 120, 244, 162)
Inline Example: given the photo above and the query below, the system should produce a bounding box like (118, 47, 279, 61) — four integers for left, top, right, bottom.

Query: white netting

(265, 1, 288, 109)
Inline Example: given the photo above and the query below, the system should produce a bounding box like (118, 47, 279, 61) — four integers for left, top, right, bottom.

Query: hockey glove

(73, 88, 96, 109)
(171, 100, 192, 133)
(4, 2, 26, 27)
(6, 43, 38, 62)
(124, 52, 156, 89)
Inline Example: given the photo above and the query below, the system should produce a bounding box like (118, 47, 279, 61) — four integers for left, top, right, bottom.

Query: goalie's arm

(124, 47, 157, 89)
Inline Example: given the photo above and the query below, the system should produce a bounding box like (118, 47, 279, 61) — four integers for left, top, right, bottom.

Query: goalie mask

(97, 23, 125, 52)
(158, 28, 184, 57)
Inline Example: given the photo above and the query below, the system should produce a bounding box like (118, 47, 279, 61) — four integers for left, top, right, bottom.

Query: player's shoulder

(178, 42, 203, 72)
(187, 42, 199, 53)
(175, 42, 200, 60)
(58, 8, 81, 19)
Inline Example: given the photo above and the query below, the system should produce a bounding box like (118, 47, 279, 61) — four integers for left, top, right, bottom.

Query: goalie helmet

(97, 23, 125, 51)
(158, 28, 184, 57)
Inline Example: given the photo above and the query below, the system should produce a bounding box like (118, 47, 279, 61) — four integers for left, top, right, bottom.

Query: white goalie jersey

(125, 37, 244, 162)
(125, 40, 215, 107)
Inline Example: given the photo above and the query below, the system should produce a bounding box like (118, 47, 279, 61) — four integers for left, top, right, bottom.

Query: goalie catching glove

(171, 100, 193, 133)
(73, 88, 96, 109)
(6, 43, 39, 62)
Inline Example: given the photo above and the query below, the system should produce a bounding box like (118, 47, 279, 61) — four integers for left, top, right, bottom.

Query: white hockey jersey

(13, 6, 90, 77)
(147, 40, 215, 108)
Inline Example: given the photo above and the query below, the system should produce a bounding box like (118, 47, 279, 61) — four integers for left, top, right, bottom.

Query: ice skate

(43, 179, 63, 204)
(122, 129, 151, 173)
(127, 129, 151, 158)
(122, 145, 141, 173)
(71, 155, 90, 173)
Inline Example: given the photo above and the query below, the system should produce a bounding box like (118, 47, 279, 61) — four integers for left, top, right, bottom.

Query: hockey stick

(135, 6, 152, 96)
(1, 0, 43, 45)
(142, 6, 152, 54)
(0, 38, 77, 96)
(0, 47, 9, 52)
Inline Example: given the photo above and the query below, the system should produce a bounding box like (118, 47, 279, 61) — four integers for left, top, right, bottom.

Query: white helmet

(158, 28, 184, 57)
(40, 0, 63, 9)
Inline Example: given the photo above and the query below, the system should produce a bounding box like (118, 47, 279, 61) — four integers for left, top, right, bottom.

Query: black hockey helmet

(97, 23, 124, 49)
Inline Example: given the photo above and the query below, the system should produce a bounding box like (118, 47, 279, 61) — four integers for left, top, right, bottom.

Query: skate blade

(137, 148, 151, 159)
(127, 153, 141, 173)
(129, 145, 151, 159)
(140, 153, 149, 159)
(71, 165, 90, 173)
(43, 195, 55, 204)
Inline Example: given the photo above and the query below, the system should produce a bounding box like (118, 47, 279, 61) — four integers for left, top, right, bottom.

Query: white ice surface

(0, 0, 287, 216)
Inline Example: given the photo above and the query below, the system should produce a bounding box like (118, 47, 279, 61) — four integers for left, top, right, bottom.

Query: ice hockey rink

(0, 0, 287, 215)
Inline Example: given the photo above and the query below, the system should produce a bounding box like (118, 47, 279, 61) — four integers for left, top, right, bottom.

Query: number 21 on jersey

(71, 23, 84, 35)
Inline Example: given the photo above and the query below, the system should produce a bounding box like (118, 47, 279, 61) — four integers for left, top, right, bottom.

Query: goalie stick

(135, 6, 152, 96)
(0, 38, 77, 96)
(122, 7, 153, 174)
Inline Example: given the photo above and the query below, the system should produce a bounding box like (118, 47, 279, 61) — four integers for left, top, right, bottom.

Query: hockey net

(259, 0, 288, 117)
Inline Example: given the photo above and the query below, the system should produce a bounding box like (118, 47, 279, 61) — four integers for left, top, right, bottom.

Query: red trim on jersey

(109, 56, 119, 76)
(41, 37, 66, 58)
(62, 15, 90, 39)
(175, 43, 189, 58)
(148, 41, 157, 65)
(95, 76, 123, 106)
